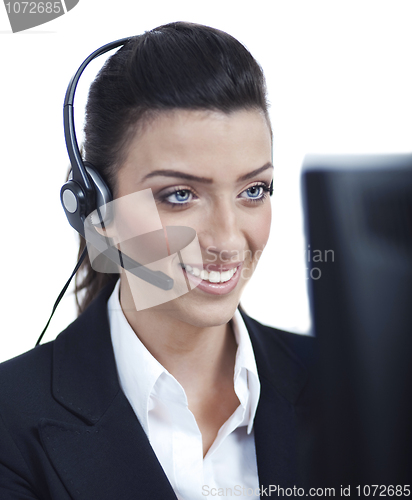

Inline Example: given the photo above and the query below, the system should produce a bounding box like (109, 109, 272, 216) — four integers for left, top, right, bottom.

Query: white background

(1, 1, 411, 362)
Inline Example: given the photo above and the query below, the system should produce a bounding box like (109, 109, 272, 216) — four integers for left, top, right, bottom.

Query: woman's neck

(119, 278, 238, 395)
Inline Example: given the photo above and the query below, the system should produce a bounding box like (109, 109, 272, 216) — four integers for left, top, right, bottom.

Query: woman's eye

(163, 189, 195, 206)
(173, 190, 191, 203)
(246, 185, 263, 198)
(240, 183, 270, 203)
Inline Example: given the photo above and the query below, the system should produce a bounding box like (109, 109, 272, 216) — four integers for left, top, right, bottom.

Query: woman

(0, 22, 315, 499)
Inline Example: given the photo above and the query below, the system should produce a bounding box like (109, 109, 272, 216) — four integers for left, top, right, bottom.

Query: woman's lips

(181, 262, 243, 296)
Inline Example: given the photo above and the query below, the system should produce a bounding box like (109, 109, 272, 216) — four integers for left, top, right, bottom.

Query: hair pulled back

(75, 21, 270, 313)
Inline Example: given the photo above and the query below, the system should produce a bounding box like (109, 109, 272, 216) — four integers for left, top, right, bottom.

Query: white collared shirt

(108, 280, 261, 499)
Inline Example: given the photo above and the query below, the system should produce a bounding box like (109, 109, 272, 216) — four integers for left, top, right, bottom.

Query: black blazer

(0, 283, 316, 499)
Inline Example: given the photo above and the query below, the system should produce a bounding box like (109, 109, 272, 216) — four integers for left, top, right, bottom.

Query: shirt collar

(231, 307, 261, 434)
(108, 280, 260, 437)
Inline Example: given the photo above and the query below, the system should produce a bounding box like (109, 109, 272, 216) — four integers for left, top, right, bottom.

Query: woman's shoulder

(0, 341, 57, 482)
(0, 342, 65, 463)
(1, 283, 123, 430)
(0, 341, 54, 398)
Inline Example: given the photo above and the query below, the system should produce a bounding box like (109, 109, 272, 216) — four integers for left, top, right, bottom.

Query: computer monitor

(301, 153, 412, 488)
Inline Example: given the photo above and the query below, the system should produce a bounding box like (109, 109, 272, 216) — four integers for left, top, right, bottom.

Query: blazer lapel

(39, 283, 177, 500)
(241, 312, 310, 491)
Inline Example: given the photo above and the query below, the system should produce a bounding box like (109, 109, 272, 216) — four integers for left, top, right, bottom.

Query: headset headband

(63, 38, 131, 188)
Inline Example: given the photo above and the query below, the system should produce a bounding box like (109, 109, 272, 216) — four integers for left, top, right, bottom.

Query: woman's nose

(198, 200, 245, 261)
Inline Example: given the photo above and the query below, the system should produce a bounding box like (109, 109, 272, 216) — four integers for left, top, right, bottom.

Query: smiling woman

(0, 22, 316, 500)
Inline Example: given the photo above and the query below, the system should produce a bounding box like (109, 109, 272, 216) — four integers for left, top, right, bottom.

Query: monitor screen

(301, 153, 412, 488)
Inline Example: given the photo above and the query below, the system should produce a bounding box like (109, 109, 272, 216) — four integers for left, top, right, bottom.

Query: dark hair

(74, 21, 270, 313)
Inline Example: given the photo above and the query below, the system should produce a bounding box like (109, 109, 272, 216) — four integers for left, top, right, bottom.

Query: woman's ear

(92, 221, 114, 239)
(89, 205, 116, 238)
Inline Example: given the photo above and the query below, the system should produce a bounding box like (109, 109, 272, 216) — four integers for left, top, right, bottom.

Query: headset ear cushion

(84, 163, 113, 226)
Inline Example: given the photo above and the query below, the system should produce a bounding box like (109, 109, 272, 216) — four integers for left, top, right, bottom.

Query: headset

(60, 37, 174, 291)
(36, 37, 274, 346)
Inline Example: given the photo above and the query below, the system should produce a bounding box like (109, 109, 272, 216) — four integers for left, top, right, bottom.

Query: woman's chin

(154, 292, 241, 328)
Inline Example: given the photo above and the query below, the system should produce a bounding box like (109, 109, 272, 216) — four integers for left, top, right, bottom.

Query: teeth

(209, 271, 220, 283)
(220, 270, 231, 282)
(183, 265, 237, 283)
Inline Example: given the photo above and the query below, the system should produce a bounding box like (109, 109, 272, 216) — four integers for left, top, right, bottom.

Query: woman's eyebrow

(141, 162, 273, 183)
(237, 162, 273, 182)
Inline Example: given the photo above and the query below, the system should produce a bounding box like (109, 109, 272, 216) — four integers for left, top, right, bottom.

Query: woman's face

(115, 109, 273, 327)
